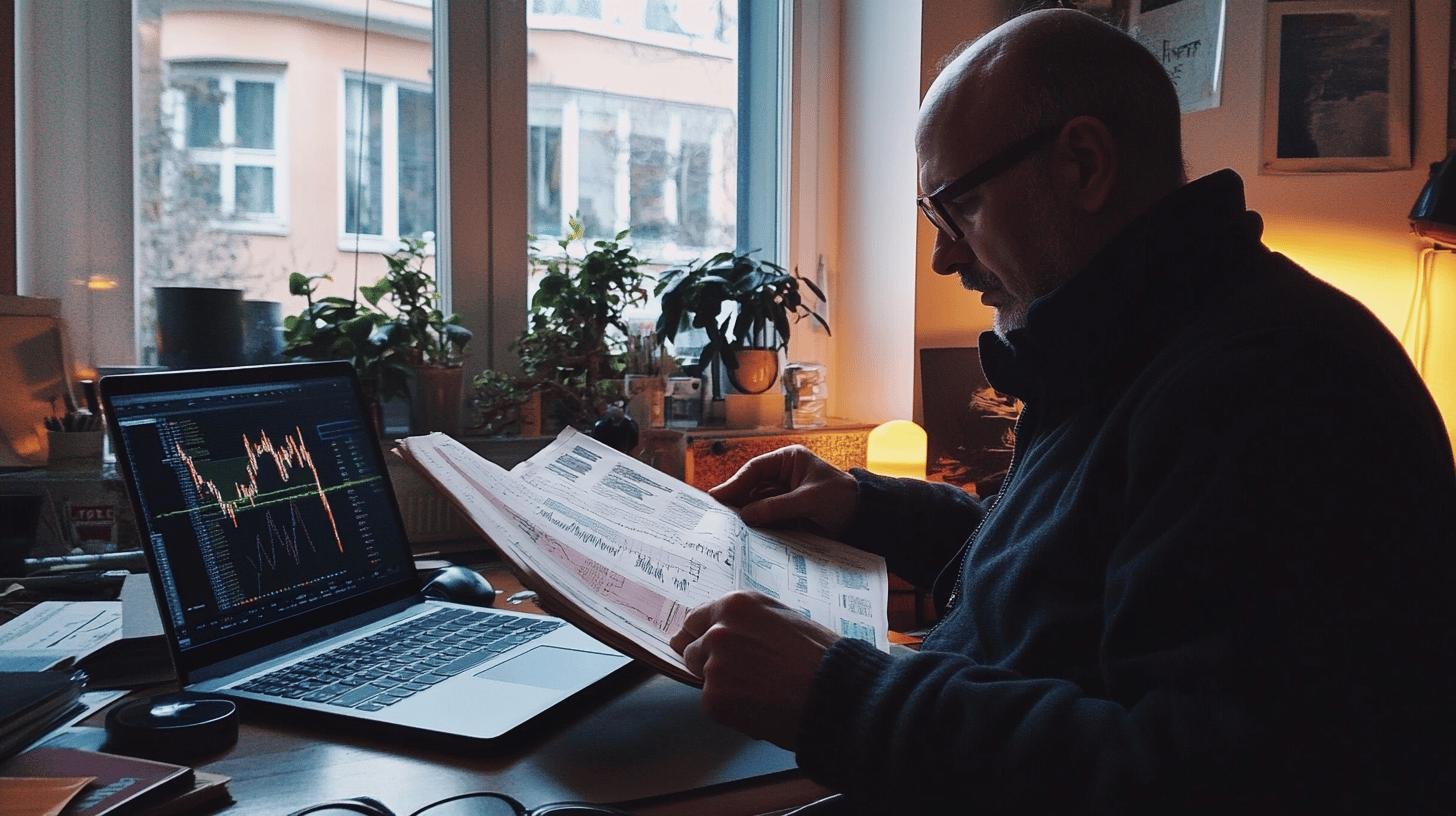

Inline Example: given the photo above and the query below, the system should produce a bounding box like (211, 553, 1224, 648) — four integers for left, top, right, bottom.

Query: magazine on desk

(395, 428, 889, 685)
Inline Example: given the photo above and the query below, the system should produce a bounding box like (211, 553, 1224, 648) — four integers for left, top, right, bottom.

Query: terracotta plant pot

(726, 348, 780, 395)
(410, 365, 465, 435)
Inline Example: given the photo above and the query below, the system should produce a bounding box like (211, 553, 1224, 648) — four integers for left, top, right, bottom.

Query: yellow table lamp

(866, 420, 927, 480)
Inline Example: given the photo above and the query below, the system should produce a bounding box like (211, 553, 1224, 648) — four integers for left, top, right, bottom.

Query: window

(532, 0, 603, 17)
(343, 75, 436, 245)
(19, 2, 790, 377)
(126, 0, 435, 364)
(527, 2, 738, 264)
(168, 66, 285, 227)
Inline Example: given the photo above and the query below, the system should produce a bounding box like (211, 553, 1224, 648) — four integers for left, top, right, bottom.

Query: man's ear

(1055, 116, 1117, 213)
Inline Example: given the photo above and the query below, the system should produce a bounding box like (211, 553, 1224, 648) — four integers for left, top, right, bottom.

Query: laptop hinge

(188, 595, 423, 685)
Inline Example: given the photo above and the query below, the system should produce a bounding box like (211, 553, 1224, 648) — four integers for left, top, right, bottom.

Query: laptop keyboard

(232, 607, 563, 712)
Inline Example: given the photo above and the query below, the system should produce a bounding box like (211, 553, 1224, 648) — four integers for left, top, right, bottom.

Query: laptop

(101, 361, 631, 742)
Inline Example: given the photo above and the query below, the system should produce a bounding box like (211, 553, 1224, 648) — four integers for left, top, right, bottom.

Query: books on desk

(0, 574, 173, 688)
(396, 427, 891, 684)
(0, 746, 229, 816)
(0, 671, 84, 763)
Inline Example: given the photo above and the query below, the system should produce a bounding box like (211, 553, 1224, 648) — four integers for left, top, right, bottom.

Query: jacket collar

(980, 169, 1264, 406)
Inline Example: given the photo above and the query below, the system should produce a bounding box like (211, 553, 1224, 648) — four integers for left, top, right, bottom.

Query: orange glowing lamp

(866, 420, 927, 480)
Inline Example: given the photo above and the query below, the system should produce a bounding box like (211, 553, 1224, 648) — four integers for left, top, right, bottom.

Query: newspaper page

(397, 428, 889, 683)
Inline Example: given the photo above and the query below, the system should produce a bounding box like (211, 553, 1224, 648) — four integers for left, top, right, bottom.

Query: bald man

(671, 9, 1456, 814)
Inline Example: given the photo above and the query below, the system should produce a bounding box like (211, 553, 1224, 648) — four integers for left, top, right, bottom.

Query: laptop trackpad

(474, 646, 621, 690)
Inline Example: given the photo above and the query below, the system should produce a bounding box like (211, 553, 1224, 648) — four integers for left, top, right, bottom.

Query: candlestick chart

(147, 416, 387, 611)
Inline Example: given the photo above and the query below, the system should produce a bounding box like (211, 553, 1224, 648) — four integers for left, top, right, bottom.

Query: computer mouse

(421, 565, 497, 607)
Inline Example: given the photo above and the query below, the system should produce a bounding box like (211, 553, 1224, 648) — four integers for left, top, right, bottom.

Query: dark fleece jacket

(795, 171, 1456, 814)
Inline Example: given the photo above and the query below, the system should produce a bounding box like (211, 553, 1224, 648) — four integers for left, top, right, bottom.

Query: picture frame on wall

(1261, 0, 1411, 173)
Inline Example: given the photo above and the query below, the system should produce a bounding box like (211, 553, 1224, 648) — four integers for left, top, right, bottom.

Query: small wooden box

(638, 420, 875, 491)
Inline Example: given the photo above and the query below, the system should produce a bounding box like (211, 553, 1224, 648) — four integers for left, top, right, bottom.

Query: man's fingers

(680, 626, 712, 676)
(669, 597, 722, 653)
(738, 489, 810, 528)
(709, 450, 792, 507)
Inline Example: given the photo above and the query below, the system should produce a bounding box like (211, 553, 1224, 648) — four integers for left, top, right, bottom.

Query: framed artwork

(1262, 0, 1411, 173)
(919, 347, 1020, 498)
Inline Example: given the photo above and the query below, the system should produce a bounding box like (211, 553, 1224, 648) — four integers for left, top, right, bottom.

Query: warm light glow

(867, 419, 927, 480)
(84, 275, 119, 291)
(1264, 223, 1456, 452)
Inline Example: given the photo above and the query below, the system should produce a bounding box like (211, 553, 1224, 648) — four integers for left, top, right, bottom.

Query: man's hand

(669, 591, 842, 749)
(710, 446, 859, 538)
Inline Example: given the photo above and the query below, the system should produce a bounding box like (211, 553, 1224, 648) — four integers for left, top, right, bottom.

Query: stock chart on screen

(111, 376, 411, 650)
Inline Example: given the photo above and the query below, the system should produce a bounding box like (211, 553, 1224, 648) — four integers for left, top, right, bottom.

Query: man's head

(917, 9, 1186, 339)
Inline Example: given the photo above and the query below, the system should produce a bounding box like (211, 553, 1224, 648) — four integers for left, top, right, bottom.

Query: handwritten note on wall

(1131, 0, 1226, 114)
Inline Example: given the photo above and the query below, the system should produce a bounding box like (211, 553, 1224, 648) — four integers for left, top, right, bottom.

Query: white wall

(912, 0, 1013, 422)
(832, 0, 921, 423)
(1181, 0, 1456, 445)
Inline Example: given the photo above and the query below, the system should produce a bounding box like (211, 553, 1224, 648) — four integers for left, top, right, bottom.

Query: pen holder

(47, 429, 104, 468)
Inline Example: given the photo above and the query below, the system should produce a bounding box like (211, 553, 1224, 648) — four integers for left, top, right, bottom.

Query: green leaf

(359, 281, 389, 307)
(800, 275, 827, 303)
(288, 272, 312, 297)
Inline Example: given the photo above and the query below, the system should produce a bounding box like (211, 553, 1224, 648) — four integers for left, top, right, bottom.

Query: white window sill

(338, 235, 437, 256)
(211, 219, 289, 237)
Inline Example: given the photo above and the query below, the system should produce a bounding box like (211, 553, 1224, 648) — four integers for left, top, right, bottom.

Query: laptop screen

(108, 370, 414, 655)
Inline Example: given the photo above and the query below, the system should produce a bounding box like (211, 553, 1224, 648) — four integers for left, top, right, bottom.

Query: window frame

(338, 71, 437, 254)
(166, 61, 289, 236)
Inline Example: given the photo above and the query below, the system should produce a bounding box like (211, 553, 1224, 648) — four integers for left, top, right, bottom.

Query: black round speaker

(105, 692, 238, 762)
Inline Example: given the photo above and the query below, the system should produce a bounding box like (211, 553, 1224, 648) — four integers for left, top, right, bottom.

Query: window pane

(533, 0, 602, 17)
(235, 165, 274, 214)
(528, 0, 739, 325)
(345, 78, 384, 236)
(398, 87, 435, 240)
(194, 163, 222, 208)
(185, 78, 221, 148)
(528, 124, 563, 237)
(678, 141, 711, 247)
(644, 0, 687, 34)
(576, 124, 620, 240)
(629, 133, 669, 240)
(234, 81, 274, 149)
(136, 0, 437, 366)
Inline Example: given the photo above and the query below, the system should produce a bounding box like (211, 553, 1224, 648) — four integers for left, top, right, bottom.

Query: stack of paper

(0, 672, 83, 763)
(0, 575, 171, 687)
(397, 427, 890, 684)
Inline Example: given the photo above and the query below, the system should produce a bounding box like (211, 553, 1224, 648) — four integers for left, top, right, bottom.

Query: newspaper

(396, 428, 889, 684)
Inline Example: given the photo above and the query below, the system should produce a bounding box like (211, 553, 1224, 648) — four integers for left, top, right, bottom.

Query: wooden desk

(73, 563, 833, 816)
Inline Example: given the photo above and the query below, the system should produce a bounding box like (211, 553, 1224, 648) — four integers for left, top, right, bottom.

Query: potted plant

(282, 272, 410, 423)
(360, 237, 473, 434)
(281, 238, 471, 434)
(470, 218, 649, 435)
(654, 250, 828, 396)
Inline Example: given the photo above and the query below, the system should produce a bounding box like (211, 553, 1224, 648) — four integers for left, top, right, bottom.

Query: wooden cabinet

(636, 420, 876, 490)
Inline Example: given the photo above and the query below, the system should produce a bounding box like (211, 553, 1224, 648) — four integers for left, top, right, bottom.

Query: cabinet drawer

(683, 427, 871, 490)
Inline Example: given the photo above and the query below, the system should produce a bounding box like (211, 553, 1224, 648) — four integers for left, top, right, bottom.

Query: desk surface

(70, 564, 833, 816)
(71, 677, 829, 816)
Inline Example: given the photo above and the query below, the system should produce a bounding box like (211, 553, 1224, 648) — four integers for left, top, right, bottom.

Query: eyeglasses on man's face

(916, 124, 1063, 243)
(285, 792, 630, 816)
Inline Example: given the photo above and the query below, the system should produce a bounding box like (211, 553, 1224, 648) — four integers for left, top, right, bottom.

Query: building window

(532, 0, 603, 17)
(527, 90, 732, 257)
(343, 75, 436, 244)
(169, 67, 285, 227)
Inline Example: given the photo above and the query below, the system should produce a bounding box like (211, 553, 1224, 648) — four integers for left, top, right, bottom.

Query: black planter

(154, 287, 245, 370)
(242, 299, 284, 364)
